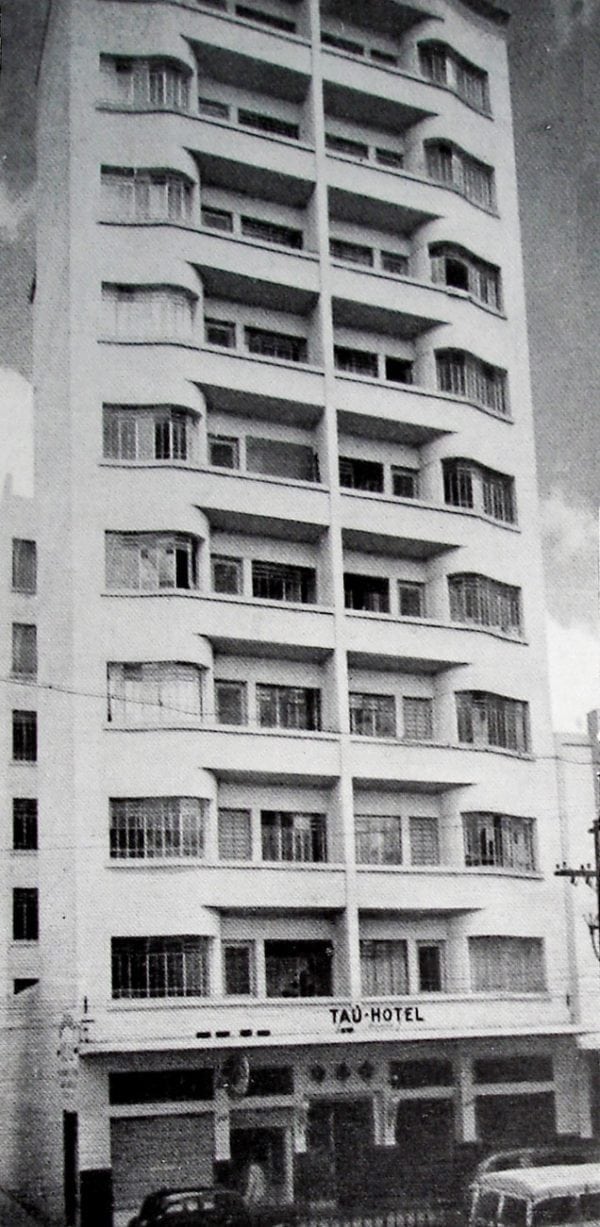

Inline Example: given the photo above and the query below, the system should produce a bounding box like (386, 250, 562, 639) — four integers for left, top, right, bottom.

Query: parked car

(127, 1187, 253, 1227)
(472, 1142, 600, 1181)
(468, 1162, 600, 1227)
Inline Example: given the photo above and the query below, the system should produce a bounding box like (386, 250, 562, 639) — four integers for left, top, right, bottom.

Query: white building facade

(13, 0, 596, 1221)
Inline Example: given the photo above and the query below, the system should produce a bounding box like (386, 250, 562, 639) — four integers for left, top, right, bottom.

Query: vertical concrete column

(214, 1085, 231, 1161)
(455, 1046, 476, 1142)
(77, 1063, 113, 1227)
(554, 1042, 593, 1137)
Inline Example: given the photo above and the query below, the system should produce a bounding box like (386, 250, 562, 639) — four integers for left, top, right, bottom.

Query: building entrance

(229, 1126, 288, 1205)
(394, 1098, 455, 1197)
(303, 1098, 373, 1208)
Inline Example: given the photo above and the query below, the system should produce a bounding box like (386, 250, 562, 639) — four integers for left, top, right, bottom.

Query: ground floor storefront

(68, 1035, 593, 1227)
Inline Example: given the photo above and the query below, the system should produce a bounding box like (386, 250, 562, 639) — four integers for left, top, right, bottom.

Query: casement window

(398, 581, 426, 618)
(344, 573, 390, 614)
(103, 405, 194, 462)
(12, 711, 37, 762)
(105, 534, 198, 592)
(449, 574, 522, 636)
(107, 663, 204, 727)
(360, 939, 408, 996)
(334, 347, 379, 379)
(403, 697, 434, 742)
(463, 812, 536, 871)
(381, 251, 409, 275)
(261, 811, 327, 863)
(238, 109, 299, 141)
(223, 942, 255, 995)
(371, 49, 398, 67)
(430, 244, 502, 310)
(339, 455, 383, 491)
(241, 216, 303, 249)
(473, 1055, 553, 1084)
(246, 437, 320, 483)
(197, 96, 230, 120)
(265, 940, 333, 997)
(13, 799, 38, 851)
(212, 555, 243, 596)
(392, 467, 419, 499)
(375, 147, 404, 170)
(409, 816, 440, 865)
(456, 691, 530, 754)
(443, 460, 516, 524)
(12, 624, 37, 676)
(102, 284, 196, 341)
(218, 809, 252, 860)
(100, 57, 191, 111)
(12, 539, 37, 594)
(355, 815, 402, 865)
(245, 327, 307, 363)
(201, 205, 234, 232)
(350, 692, 396, 738)
(208, 434, 240, 468)
(252, 561, 317, 604)
(321, 31, 364, 55)
(436, 350, 508, 415)
(110, 797, 206, 860)
(325, 133, 369, 160)
(425, 141, 495, 210)
(418, 942, 445, 992)
(236, 5, 296, 33)
(205, 318, 236, 349)
(215, 680, 247, 726)
(330, 238, 374, 267)
(419, 42, 490, 114)
(101, 168, 193, 223)
(385, 357, 413, 385)
(13, 888, 38, 942)
(469, 936, 546, 993)
(111, 936, 209, 998)
(257, 684, 321, 731)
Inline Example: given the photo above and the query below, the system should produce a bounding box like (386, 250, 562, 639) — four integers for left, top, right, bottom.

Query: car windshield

(532, 1198, 578, 1227)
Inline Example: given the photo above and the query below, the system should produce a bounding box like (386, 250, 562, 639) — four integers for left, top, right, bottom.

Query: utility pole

(555, 815, 600, 961)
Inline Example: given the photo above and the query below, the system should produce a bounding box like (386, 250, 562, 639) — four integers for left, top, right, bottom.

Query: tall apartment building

(11, 0, 594, 1221)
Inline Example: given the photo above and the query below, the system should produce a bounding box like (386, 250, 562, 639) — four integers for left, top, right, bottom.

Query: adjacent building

(2, 0, 597, 1222)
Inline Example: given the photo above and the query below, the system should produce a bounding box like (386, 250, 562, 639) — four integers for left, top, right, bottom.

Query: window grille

(236, 5, 296, 33)
(436, 350, 508, 415)
(101, 57, 190, 111)
(103, 406, 193, 462)
(107, 663, 203, 727)
(261, 811, 327, 863)
(339, 455, 383, 491)
(409, 816, 440, 865)
(430, 244, 502, 310)
(419, 42, 490, 114)
(215, 681, 247, 726)
(212, 556, 243, 596)
(13, 888, 38, 941)
(218, 809, 252, 860)
(105, 534, 198, 592)
(12, 539, 37, 593)
(330, 238, 373, 267)
(238, 109, 299, 140)
(355, 815, 402, 865)
(101, 169, 193, 223)
(13, 799, 38, 851)
(349, 693, 396, 738)
(102, 284, 195, 341)
(223, 943, 254, 995)
(112, 936, 209, 998)
(463, 812, 536, 871)
(12, 624, 37, 676)
(360, 940, 408, 996)
(443, 460, 516, 523)
(252, 561, 316, 604)
(241, 216, 303, 249)
(403, 697, 433, 741)
(456, 692, 530, 753)
(334, 348, 379, 378)
(325, 133, 369, 160)
(469, 936, 545, 992)
(245, 327, 307, 363)
(449, 574, 522, 635)
(426, 141, 495, 209)
(110, 798, 206, 859)
(12, 711, 37, 762)
(246, 437, 319, 482)
(257, 685, 321, 731)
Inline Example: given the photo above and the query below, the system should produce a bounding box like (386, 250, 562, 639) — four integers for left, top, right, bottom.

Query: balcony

(187, 8, 312, 75)
(349, 738, 539, 794)
(355, 866, 542, 914)
(322, 58, 436, 126)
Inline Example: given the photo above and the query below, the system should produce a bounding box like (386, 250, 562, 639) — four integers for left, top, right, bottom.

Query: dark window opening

(339, 455, 383, 492)
(13, 799, 38, 851)
(12, 710, 37, 762)
(385, 356, 413, 385)
(344, 573, 389, 613)
(335, 347, 378, 378)
(109, 1069, 214, 1104)
(238, 109, 299, 141)
(245, 327, 307, 363)
(390, 1059, 454, 1089)
(13, 887, 38, 941)
(252, 561, 316, 604)
(265, 939, 333, 997)
(474, 1055, 553, 1084)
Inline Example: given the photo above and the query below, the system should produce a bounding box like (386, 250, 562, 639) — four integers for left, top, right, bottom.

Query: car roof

(476, 1164, 600, 1200)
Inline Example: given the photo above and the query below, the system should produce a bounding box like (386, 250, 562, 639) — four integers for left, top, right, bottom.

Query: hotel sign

(329, 1003, 426, 1032)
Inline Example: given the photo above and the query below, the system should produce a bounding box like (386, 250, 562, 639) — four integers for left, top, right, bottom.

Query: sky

(0, 0, 598, 730)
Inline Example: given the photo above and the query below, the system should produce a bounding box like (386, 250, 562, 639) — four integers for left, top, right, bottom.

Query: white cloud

(0, 181, 34, 241)
(0, 368, 34, 496)
(540, 488, 597, 628)
(546, 615, 599, 733)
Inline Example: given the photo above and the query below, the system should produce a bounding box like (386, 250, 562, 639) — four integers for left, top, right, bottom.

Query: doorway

(394, 1098, 455, 1197)
(304, 1098, 373, 1207)
(230, 1126, 288, 1205)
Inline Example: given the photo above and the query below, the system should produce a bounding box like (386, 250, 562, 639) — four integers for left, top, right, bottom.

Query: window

(419, 42, 490, 114)
(403, 697, 433, 741)
(103, 406, 193, 462)
(335, 347, 379, 379)
(246, 436, 319, 482)
(12, 711, 37, 762)
(463, 813, 536, 871)
(456, 692, 530, 754)
(212, 555, 243, 596)
(330, 238, 373, 267)
(112, 936, 209, 998)
(13, 799, 38, 851)
(236, 5, 296, 33)
(370, 49, 398, 66)
(381, 251, 409, 276)
(102, 284, 195, 341)
(360, 939, 408, 996)
(257, 685, 321, 731)
(105, 534, 198, 592)
(208, 434, 239, 468)
(218, 809, 252, 860)
(241, 216, 303, 249)
(469, 936, 546, 993)
(449, 574, 522, 636)
(261, 811, 327, 863)
(419, 42, 447, 85)
(375, 147, 404, 170)
(350, 692, 396, 738)
(238, 109, 299, 141)
(12, 539, 37, 593)
(398, 581, 426, 618)
(101, 168, 193, 223)
(223, 943, 255, 995)
(100, 56, 190, 111)
(265, 940, 333, 997)
(355, 815, 402, 865)
(110, 798, 206, 859)
(443, 460, 516, 524)
(436, 350, 508, 415)
(109, 1069, 214, 1105)
(197, 96, 230, 120)
(245, 327, 307, 363)
(430, 244, 502, 310)
(321, 31, 364, 55)
(252, 561, 316, 604)
(325, 133, 369, 160)
(503, 1200, 528, 1227)
(473, 1055, 553, 1084)
(201, 205, 234, 232)
(204, 318, 236, 349)
(385, 357, 413, 385)
(12, 624, 37, 676)
(339, 455, 383, 491)
(425, 141, 495, 209)
(392, 467, 419, 499)
(344, 573, 390, 613)
(107, 663, 203, 727)
(532, 1200, 578, 1227)
(418, 943, 444, 992)
(409, 816, 440, 865)
(13, 888, 38, 941)
(215, 680, 247, 726)
(390, 1059, 453, 1089)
